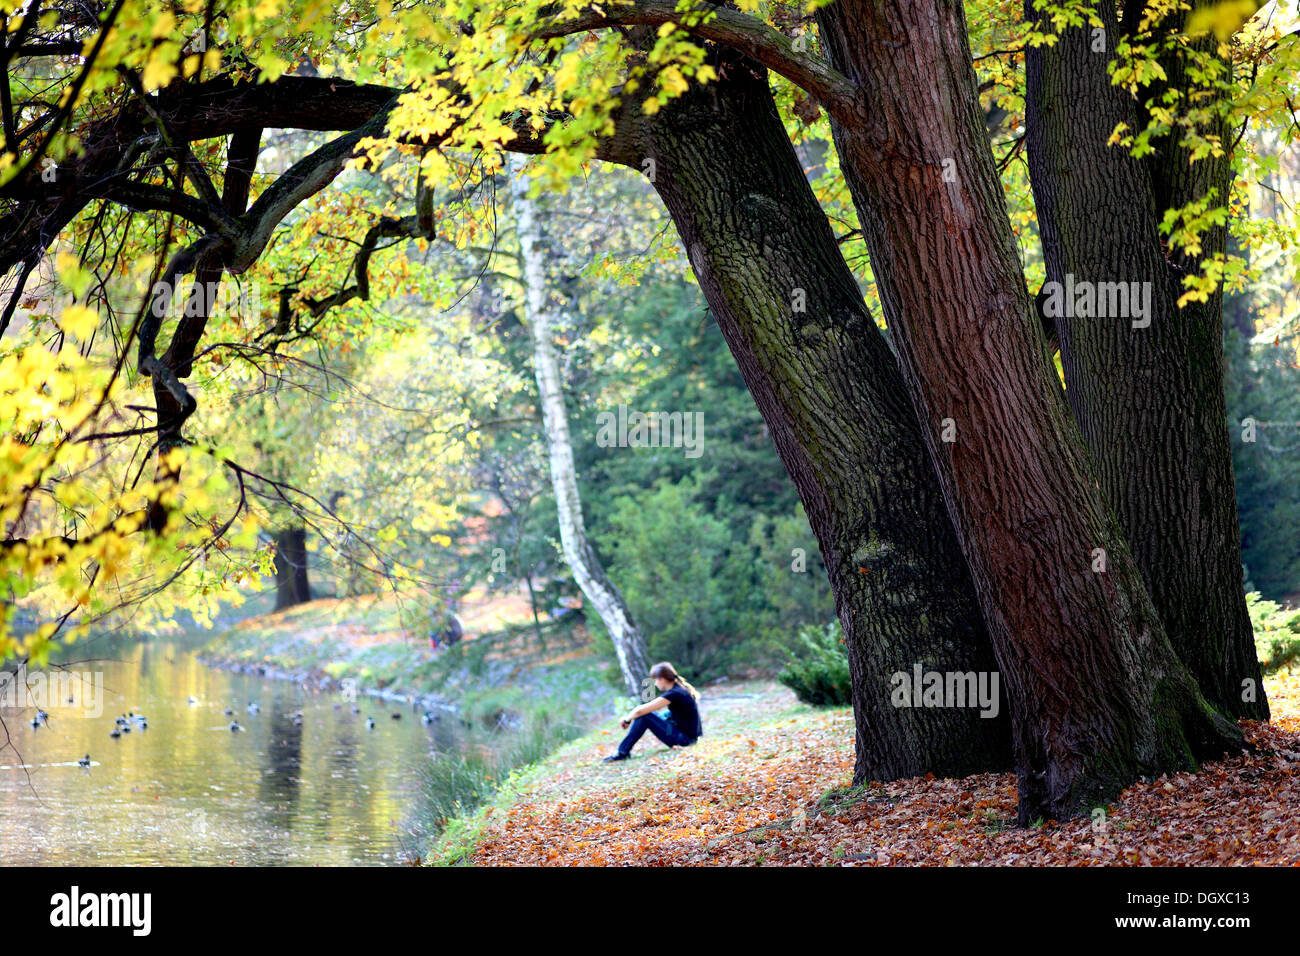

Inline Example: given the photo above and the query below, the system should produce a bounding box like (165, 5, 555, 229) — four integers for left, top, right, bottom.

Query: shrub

(778, 620, 852, 706)
(397, 593, 445, 641)
(743, 505, 835, 666)
(1247, 591, 1300, 674)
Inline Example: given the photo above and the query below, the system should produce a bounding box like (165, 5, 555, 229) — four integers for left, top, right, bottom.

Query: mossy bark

(617, 49, 1012, 781)
(813, 0, 1244, 822)
(1023, 2, 1267, 721)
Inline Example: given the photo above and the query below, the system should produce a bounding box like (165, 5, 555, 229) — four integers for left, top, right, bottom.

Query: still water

(0, 639, 454, 865)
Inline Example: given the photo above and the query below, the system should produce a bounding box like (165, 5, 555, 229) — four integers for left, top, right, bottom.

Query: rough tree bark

(610, 47, 1011, 781)
(508, 154, 651, 696)
(1023, 1, 1267, 720)
(812, 0, 1242, 821)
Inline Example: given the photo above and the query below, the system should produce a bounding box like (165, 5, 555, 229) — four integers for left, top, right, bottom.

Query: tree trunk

(524, 571, 547, 649)
(814, 0, 1242, 822)
(614, 48, 1011, 781)
(273, 527, 311, 610)
(508, 154, 650, 696)
(1023, 2, 1267, 720)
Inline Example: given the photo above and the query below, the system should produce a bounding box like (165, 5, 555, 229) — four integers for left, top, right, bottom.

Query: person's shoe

(602, 753, 630, 762)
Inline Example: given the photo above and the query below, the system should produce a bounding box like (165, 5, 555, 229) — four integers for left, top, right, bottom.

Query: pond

(0, 636, 457, 865)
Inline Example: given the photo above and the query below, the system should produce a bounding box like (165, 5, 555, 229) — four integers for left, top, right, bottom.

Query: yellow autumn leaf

(142, 54, 177, 91)
(151, 11, 176, 39)
(660, 65, 688, 97)
(58, 304, 99, 339)
(554, 57, 581, 94)
(1186, 0, 1263, 40)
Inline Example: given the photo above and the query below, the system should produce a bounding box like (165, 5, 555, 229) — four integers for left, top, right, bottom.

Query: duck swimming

(77, 754, 91, 768)
(229, 721, 243, 732)
(246, 702, 260, 714)
(109, 727, 121, 739)
(365, 717, 376, 729)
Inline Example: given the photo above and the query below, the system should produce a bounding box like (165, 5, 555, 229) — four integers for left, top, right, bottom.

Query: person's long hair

(650, 661, 699, 700)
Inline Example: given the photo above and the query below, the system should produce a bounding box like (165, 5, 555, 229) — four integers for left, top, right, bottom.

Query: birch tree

(508, 154, 650, 695)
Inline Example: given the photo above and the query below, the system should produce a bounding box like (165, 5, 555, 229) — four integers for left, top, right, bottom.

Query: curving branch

(118, 67, 239, 242)
(272, 213, 429, 338)
(0, 76, 402, 278)
(532, 0, 857, 117)
(137, 234, 224, 435)
(229, 99, 400, 272)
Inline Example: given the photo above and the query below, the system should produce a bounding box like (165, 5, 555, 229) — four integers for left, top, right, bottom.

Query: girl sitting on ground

(602, 661, 702, 762)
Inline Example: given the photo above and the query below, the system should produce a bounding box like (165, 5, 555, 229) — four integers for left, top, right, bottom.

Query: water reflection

(0, 638, 457, 865)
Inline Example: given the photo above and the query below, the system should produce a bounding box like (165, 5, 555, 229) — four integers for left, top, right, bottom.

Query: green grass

(409, 707, 589, 848)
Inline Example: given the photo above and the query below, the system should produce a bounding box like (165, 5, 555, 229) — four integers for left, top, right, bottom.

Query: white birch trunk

(508, 156, 650, 696)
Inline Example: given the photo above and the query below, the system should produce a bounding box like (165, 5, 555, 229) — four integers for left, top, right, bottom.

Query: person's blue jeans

(617, 713, 696, 756)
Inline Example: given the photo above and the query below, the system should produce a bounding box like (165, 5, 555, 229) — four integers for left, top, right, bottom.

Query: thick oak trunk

(815, 0, 1242, 822)
(273, 527, 311, 611)
(1023, 3, 1266, 720)
(618, 50, 1011, 781)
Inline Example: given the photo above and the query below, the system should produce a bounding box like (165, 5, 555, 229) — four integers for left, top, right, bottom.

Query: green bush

(597, 476, 758, 678)
(744, 505, 835, 660)
(1247, 591, 1300, 674)
(778, 620, 852, 706)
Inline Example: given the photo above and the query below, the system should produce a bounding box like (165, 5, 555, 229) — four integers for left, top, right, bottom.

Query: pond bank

(199, 594, 629, 847)
(197, 655, 457, 714)
(198, 593, 620, 726)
